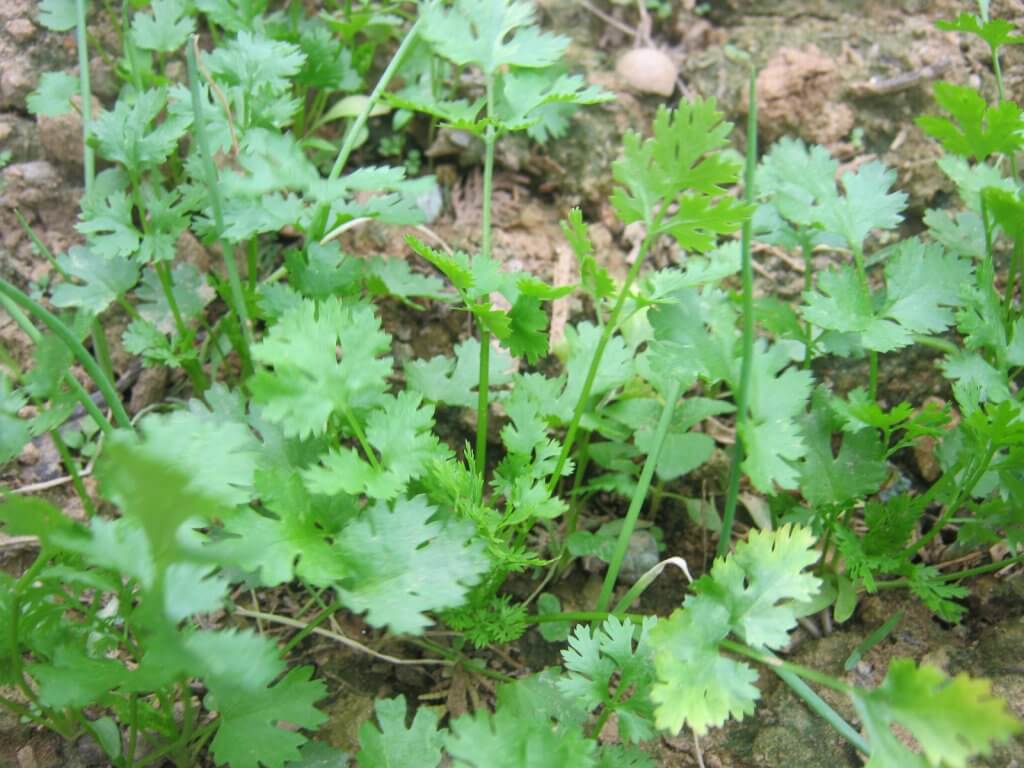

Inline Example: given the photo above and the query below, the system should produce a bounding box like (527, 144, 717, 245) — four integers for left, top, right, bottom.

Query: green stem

(342, 407, 381, 472)
(0, 292, 115, 434)
(186, 39, 254, 375)
(310, 16, 424, 240)
(719, 66, 758, 560)
(905, 446, 995, 557)
(476, 327, 491, 485)
(75, 0, 94, 186)
(597, 378, 682, 611)
(528, 610, 645, 625)
(874, 553, 1024, 590)
(473, 75, 498, 491)
(0, 278, 131, 430)
(281, 604, 338, 655)
(868, 349, 878, 402)
(547, 227, 660, 495)
(50, 429, 96, 518)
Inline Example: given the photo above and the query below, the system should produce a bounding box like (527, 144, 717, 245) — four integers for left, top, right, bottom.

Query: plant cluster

(1, 0, 1022, 766)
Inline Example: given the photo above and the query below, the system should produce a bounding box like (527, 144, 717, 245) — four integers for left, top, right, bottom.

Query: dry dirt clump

(754, 45, 854, 146)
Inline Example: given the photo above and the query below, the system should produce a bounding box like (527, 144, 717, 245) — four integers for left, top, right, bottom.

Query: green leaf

(937, 12, 1024, 52)
(611, 101, 750, 247)
(210, 666, 327, 768)
(131, 0, 195, 52)
(558, 617, 657, 743)
(917, 82, 1024, 162)
(37, 0, 75, 31)
(405, 338, 514, 408)
(756, 137, 839, 228)
(420, 0, 569, 74)
(740, 342, 813, 492)
(853, 659, 1021, 768)
(50, 246, 139, 315)
(302, 392, 446, 500)
(563, 208, 615, 300)
(136, 263, 212, 329)
(816, 160, 907, 251)
(799, 390, 887, 507)
(0, 377, 30, 465)
(650, 526, 821, 734)
(506, 295, 549, 363)
(249, 298, 392, 438)
(363, 256, 451, 305)
(356, 696, 444, 768)
(92, 89, 192, 170)
(445, 674, 596, 768)
(27, 71, 78, 117)
(78, 189, 141, 260)
(334, 496, 488, 634)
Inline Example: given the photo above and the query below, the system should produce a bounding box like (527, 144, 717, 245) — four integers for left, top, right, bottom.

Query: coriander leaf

(302, 392, 446, 500)
(210, 666, 327, 768)
(445, 675, 596, 768)
(558, 617, 657, 743)
(356, 696, 444, 768)
(649, 594, 759, 736)
(131, 0, 194, 52)
(937, 12, 1024, 52)
(506, 295, 549, 363)
(803, 266, 907, 352)
(50, 246, 139, 315)
(249, 298, 392, 438)
(78, 190, 141, 260)
(122, 319, 182, 368)
(134, 397, 261, 508)
(740, 342, 812, 492)
(136, 263, 213, 330)
(0, 377, 29, 465)
(923, 208, 985, 257)
(650, 526, 821, 734)
(816, 161, 906, 251)
(420, 0, 569, 74)
(563, 208, 615, 300)
(799, 390, 887, 507)
(883, 238, 972, 336)
(92, 89, 191, 170)
(195, 0, 267, 33)
(95, 431, 230, 574)
(37, 0, 75, 31)
(30, 646, 132, 709)
(756, 137, 839, 228)
(917, 82, 1024, 162)
(405, 338, 514, 408)
(611, 101, 750, 246)
(853, 659, 1021, 768)
(27, 71, 77, 117)
(363, 256, 451, 305)
(334, 496, 488, 634)
(936, 154, 1015, 213)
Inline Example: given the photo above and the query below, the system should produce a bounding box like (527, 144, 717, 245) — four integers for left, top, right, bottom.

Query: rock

(38, 95, 100, 169)
(5, 18, 34, 43)
(615, 47, 678, 97)
(0, 160, 61, 208)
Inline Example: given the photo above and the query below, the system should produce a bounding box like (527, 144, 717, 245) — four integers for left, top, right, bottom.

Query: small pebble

(615, 47, 678, 97)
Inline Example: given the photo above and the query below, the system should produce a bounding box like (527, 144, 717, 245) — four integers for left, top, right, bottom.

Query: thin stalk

(186, 38, 253, 374)
(904, 446, 995, 558)
(564, 429, 591, 537)
(50, 429, 96, 518)
(0, 292, 115, 433)
(528, 610, 645, 625)
(280, 604, 338, 655)
(597, 378, 683, 612)
(313, 16, 424, 239)
(476, 327, 491, 480)
(873, 552, 1024, 590)
(472, 73, 499, 490)
(718, 66, 758, 559)
(153, 259, 207, 393)
(126, 695, 139, 768)
(0, 278, 131, 430)
(75, 0, 95, 186)
(547, 226, 660, 494)
(342, 407, 382, 472)
(72, 3, 118, 389)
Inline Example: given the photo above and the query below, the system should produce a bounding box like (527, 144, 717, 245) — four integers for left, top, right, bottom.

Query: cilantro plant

(2, 0, 1023, 766)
